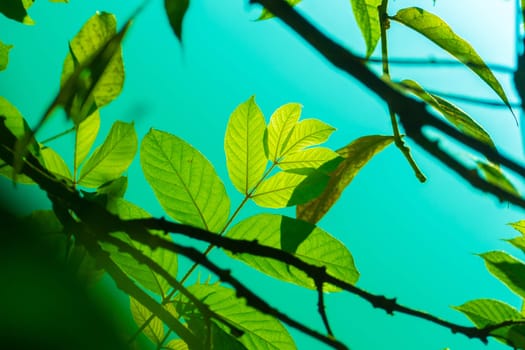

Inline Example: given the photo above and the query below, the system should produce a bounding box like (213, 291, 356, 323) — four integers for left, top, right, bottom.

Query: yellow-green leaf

(75, 110, 100, 170)
(164, 0, 189, 42)
(349, 0, 381, 58)
(476, 161, 519, 197)
(258, 0, 302, 20)
(266, 103, 302, 161)
(480, 251, 525, 299)
(61, 12, 124, 122)
(280, 119, 335, 157)
(278, 147, 340, 171)
(41, 147, 72, 180)
(297, 135, 394, 224)
(252, 172, 305, 208)
(392, 7, 512, 111)
(226, 214, 359, 291)
(400, 80, 495, 148)
(130, 297, 164, 345)
(164, 339, 189, 350)
(0, 41, 13, 71)
(78, 121, 137, 188)
(141, 129, 230, 232)
(225, 96, 267, 194)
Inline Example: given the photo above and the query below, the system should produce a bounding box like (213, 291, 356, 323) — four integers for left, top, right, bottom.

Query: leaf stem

(39, 126, 76, 146)
(378, 0, 426, 183)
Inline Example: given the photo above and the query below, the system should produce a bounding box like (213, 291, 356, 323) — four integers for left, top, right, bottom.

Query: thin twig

(315, 276, 333, 337)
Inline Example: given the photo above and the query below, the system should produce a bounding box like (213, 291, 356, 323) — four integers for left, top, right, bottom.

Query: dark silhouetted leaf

(226, 214, 359, 291)
(0, 0, 33, 24)
(297, 135, 394, 224)
(164, 0, 189, 41)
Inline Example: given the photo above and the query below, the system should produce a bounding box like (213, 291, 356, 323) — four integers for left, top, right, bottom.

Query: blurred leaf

(266, 103, 302, 161)
(400, 80, 495, 148)
(41, 147, 72, 180)
(480, 251, 525, 299)
(141, 129, 230, 232)
(258, 0, 301, 20)
(226, 214, 359, 291)
(178, 283, 296, 350)
(509, 220, 525, 236)
(225, 96, 267, 194)
(280, 119, 335, 157)
(75, 110, 100, 170)
(0, 40, 13, 71)
(349, 0, 381, 58)
(278, 147, 340, 171)
(454, 299, 525, 348)
(164, 0, 189, 41)
(476, 161, 519, 197)
(60, 11, 125, 124)
(97, 176, 128, 198)
(0, 0, 34, 24)
(392, 7, 512, 111)
(130, 297, 164, 345)
(297, 135, 394, 224)
(78, 121, 137, 188)
(101, 198, 178, 296)
(163, 339, 189, 350)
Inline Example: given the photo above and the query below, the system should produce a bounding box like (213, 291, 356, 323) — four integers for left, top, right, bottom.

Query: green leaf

(278, 147, 340, 171)
(181, 316, 248, 350)
(0, 97, 38, 184)
(163, 339, 189, 350)
(0, 40, 13, 71)
(480, 251, 525, 299)
(75, 110, 100, 169)
(78, 121, 137, 188)
(400, 80, 495, 148)
(226, 214, 359, 291)
(97, 176, 128, 198)
(0, 0, 34, 24)
(454, 299, 525, 347)
(179, 283, 296, 350)
(225, 96, 267, 194)
(141, 129, 230, 232)
(41, 147, 72, 180)
(392, 7, 512, 111)
(101, 198, 178, 296)
(349, 0, 382, 58)
(280, 119, 335, 157)
(251, 171, 305, 208)
(60, 11, 124, 123)
(297, 135, 394, 224)
(266, 103, 302, 162)
(476, 161, 519, 197)
(130, 297, 164, 345)
(258, 0, 302, 20)
(164, 0, 189, 42)
(509, 220, 525, 236)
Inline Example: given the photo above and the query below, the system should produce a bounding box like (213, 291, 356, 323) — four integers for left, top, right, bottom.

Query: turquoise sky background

(2, 0, 525, 349)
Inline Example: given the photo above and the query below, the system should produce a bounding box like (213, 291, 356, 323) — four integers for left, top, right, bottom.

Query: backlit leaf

(280, 119, 335, 157)
(266, 103, 302, 161)
(78, 121, 137, 188)
(400, 80, 495, 148)
(101, 198, 178, 296)
(130, 297, 164, 345)
(0, 40, 13, 71)
(226, 214, 359, 291)
(392, 7, 512, 111)
(164, 0, 189, 42)
(454, 299, 525, 347)
(75, 110, 100, 169)
(251, 172, 305, 208)
(349, 0, 381, 58)
(258, 0, 301, 20)
(476, 161, 519, 197)
(480, 251, 525, 299)
(164, 339, 189, 350)
(509, 220, 525, 236)
(297, 135, 394, 224)
(41, 147, 72, 180)
(0, 0, 34, 24)
(97, 176, 128, 198)
(179, 283, 296, 350)
(141, 129, 230, 232)
(278, 147, 340, 171)
(60, 12, 124, 122)
(225, 96, 267, 194)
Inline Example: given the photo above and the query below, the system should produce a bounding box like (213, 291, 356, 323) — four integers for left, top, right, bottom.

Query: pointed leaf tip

(164, 0, 190, 42)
